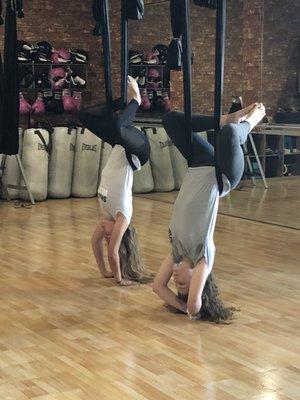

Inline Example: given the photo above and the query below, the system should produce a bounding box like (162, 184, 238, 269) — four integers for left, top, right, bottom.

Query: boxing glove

(62, 89, 76, 113)
(140, 89, 150, 111)
(19, 92, 32, 114)
(72, 91, 82, 112)
(163, 91, 171, 113)
(32, 92, 45, 114)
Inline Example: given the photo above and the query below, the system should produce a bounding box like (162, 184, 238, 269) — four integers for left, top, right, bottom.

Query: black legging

(162, 111, 251, 189)
(80, 99, 150, 167)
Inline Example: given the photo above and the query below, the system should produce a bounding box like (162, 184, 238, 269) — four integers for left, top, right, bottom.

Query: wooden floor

(138, 177, 300, 230)
(0, 185, 299, 399)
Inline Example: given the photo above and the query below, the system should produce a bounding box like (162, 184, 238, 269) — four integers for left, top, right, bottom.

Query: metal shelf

(19, 62, 90, 66)
(130, 63, 166, 67)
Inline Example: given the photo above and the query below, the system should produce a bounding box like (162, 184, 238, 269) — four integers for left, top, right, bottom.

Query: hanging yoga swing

(0, 0, 24, 156)
(80, 0, 149, 169)
(171, 0, 226, 194)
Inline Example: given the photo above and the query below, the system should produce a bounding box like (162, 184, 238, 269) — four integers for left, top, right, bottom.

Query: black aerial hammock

(80, 0, 145, 167)
(91, 0, 144, 110)
(181, 0, 226, 194)
(0, 0, 24, 155)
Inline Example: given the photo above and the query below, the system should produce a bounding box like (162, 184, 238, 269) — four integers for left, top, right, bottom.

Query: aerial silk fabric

(1, 0, 23, 155)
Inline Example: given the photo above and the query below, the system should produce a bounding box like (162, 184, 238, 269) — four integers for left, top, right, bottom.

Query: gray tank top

(169, 166, 230, 272)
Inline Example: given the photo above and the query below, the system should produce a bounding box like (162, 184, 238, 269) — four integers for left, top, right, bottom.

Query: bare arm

(107, 212, 129, 284)
(187, 258, 209, 316)
(153, 253, 187, 313)
(91, 223, 113, 278)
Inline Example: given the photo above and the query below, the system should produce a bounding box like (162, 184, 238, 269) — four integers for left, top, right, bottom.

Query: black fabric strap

(16, 0, 24, 18)
(0, 54, 3, 152)
(125, 151, 137, 171)
(121, 0, 128, 107)
(193, 0, 218, 9)
(34, 129, 51, 154)
(0, 0, 3, 25)
(181, 0, 193, 166)
(100, 0, 113, 110)
(182, 0, 226, 194)
(1, 0, 19, 155)
(213, 0, 226, 194)
(170, 0, 184, 38)
(92, 0, 103, 36)
(126, 0, 144, 20)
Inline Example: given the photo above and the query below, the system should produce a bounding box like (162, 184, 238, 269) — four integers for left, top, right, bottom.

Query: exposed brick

(0, 0, 298, 122)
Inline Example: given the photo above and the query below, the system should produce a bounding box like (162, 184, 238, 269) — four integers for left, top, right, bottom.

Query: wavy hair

(118, 226, 154, 283)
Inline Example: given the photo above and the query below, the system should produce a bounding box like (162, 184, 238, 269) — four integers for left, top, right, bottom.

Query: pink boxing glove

(19, 92, 32, 114)
(163, 91, 171, 113)
(140, 88, 150, 111)
(72, 91, 82, 112)
(32, 92, 45, 114)
(62, 89, 76, 113)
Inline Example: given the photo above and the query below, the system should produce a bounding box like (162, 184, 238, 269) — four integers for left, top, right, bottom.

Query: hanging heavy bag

(126, 0, 145, 20)
(132, 127, 154, 194)
(0, 128, 23, 199)
(133, 160, 154, 194)
(98, 140, 112, 186)
(48, 126, 77, 198)
(169, 140, 188, 190)
(71, 127, 102, 198)
(193, 0, 218, 9)
(20, 128, 50, 202)
(167, 38, 183, 71)
(147, 127, 175, 192)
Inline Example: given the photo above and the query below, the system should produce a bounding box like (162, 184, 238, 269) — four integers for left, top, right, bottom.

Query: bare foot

(127, 76, 141, 105)
(222, 103, 258, 126)
(116, 279, 138, 287)
(244, 103, 266, 131)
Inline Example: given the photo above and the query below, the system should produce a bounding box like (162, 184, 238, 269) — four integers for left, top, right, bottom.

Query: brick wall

(0, 0, 298, 118)
(262, 0, 300, 113)
(129, 0, 244, 113)
(130, 0, 299, 116)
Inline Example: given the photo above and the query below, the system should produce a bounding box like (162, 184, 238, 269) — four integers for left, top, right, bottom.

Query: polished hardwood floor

(0, 183, 299, 399)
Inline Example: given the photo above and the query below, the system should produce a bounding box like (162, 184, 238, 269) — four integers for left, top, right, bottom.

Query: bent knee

(162, 111, 184, 129)
(220, 123, 240, 144)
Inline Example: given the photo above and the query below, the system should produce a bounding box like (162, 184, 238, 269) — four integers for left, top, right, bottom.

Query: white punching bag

(48, 126, 77, 198)
(71, 128, 102, 198)
(133, 160, 154, 194)
(132, 127, 154, 194)
(147, 127, 174, 192)
(169, 141, 188, 190)
(98, 140, 112, 185)
(20, 128, 50, 202)
(0, 128, 23, 199)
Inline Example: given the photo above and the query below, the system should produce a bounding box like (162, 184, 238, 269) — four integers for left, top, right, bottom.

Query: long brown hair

(198, 273, 236, 323)
(168, 273, 236, 324)
(118, 226, 154, 283)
